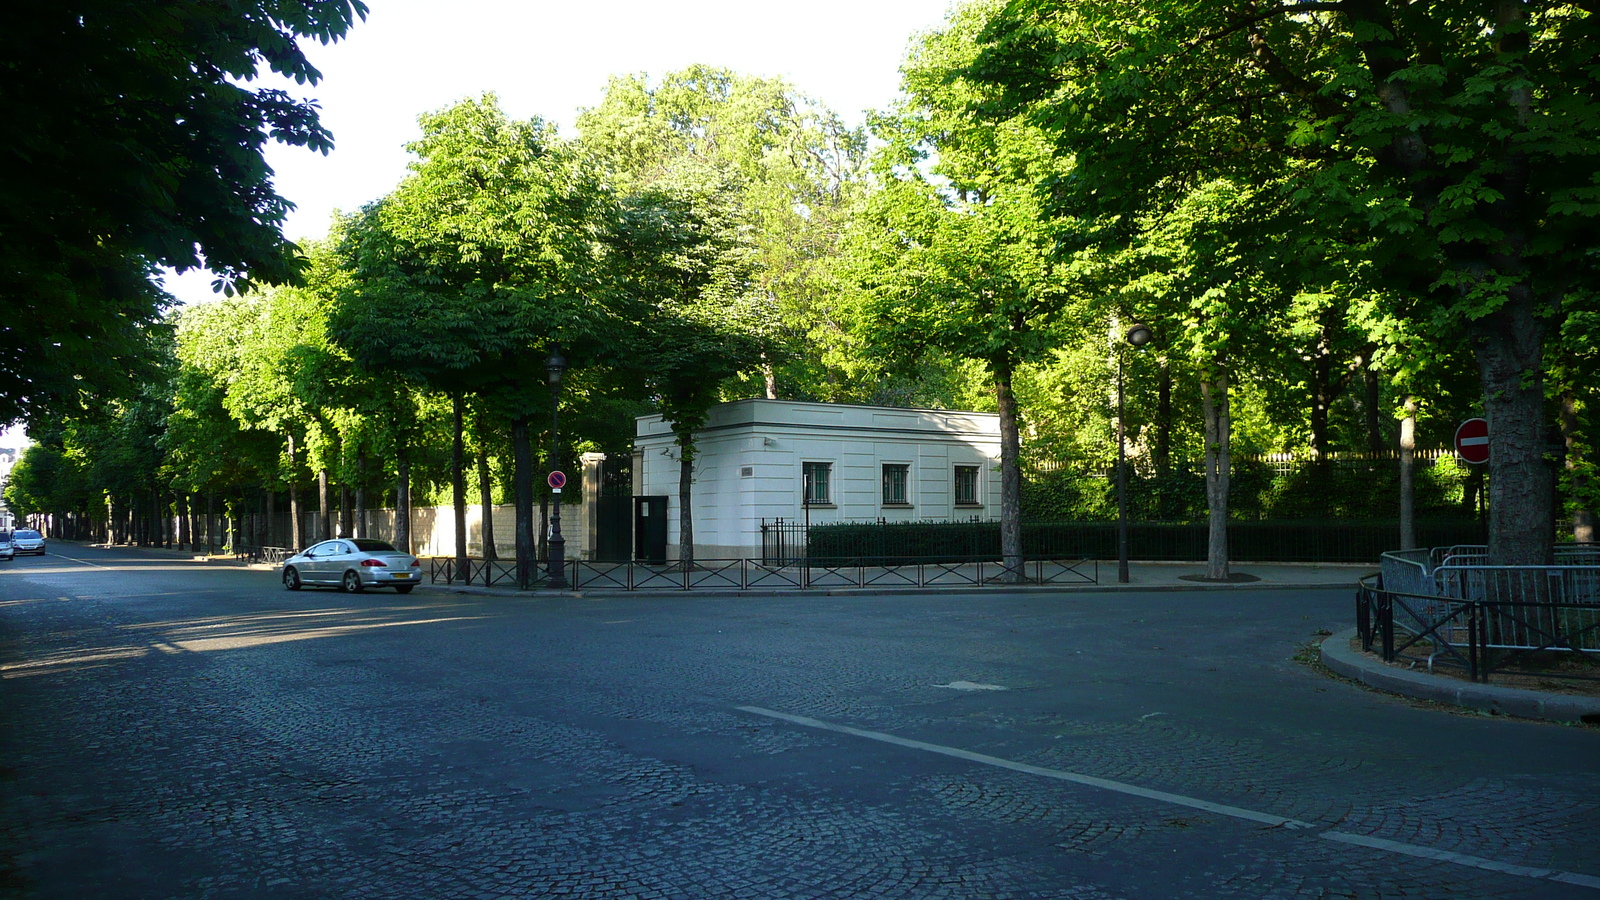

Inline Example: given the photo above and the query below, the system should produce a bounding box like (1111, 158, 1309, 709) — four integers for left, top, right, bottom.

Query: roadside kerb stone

(1321, 627, 1600, 723)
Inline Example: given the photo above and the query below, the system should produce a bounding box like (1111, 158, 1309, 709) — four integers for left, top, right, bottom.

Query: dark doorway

(595, 496, 632, 562)
(634, 496, 668, 565)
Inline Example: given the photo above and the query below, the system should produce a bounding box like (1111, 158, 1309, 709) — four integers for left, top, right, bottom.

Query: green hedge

(805, 519, 1486, 565)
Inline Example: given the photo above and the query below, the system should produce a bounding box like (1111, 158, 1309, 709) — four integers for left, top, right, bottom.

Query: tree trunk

(1399, 396, 1418, 551)
(355, 452, 367, 540)
(513, 415, 535, 588)
(1471, 299, 1552, 566)
(206, 492, 216, 554)
(452, 392, 469, 577)
(396, 441, 413, 555)
(285, 433, 303, 550)
(1560, 389, 1595, 543)
(996, 359, 1024, 582)
(339, 482, 352, 540)
(263, 490, 275, 548)
(1200, 367, 1231, 581)
(1362, 361, 1386, 455)
(478, 447, 497, 563)
(318, 468, 331, 543)
(677, 441, 695, 570)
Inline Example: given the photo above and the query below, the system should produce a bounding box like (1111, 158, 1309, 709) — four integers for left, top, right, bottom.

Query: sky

(159, 0, 958, 306)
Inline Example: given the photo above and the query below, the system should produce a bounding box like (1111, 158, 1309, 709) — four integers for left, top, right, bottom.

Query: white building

(633, 399, 1002, 560)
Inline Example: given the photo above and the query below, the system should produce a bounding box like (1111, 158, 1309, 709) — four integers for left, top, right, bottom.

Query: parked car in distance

(11, 529, 45, 555)
(281, 539, 422, 594)
(0, 532, 13, 561)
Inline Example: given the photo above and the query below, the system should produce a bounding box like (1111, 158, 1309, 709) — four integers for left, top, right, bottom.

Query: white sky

(160, 0, 958, 305)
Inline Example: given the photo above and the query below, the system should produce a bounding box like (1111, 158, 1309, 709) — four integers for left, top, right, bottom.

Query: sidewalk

(1321, 628, 1600, 724)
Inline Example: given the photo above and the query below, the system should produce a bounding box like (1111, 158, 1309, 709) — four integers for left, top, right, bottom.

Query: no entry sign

(1454, 418, 1490, 465)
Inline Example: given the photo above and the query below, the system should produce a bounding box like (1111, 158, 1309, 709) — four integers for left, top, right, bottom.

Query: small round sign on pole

(547, 470, 567, 493)
(1454, 418, 1490, 465)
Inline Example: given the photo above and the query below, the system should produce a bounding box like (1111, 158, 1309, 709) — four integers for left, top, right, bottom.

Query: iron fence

(1357, 574, 1600, 683)
(428, 557, 546, 588)
(244, 546, 296, 565)
(567, 557, 1098, 591)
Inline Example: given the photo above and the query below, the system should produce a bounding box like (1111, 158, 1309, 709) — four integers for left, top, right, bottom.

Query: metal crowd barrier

(1358, 574, 1600, 683)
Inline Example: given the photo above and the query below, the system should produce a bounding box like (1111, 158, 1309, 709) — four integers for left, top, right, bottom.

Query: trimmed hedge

(805, 519, 1487, 565)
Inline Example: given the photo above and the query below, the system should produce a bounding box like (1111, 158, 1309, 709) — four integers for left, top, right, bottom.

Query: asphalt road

(1, 543, 1596, 899)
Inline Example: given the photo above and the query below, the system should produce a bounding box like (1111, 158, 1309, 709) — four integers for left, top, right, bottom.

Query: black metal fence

(428, 557, 545, 588)
(1356, 574, 1600, 683)
(565, 557, 1098, 592)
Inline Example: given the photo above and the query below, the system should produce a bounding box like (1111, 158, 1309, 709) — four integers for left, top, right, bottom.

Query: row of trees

(6, 1, 1595, 580)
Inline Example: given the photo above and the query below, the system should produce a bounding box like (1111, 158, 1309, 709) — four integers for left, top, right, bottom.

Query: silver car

(281, 539, 422, 594)
(11, 529, 44, 555)
(0, 533, 13, 561)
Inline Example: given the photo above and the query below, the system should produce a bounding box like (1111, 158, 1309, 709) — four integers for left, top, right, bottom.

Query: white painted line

(734, 705, 1314, 829)
(1323, 832, 1600, 889)
(737, 706, 1600, 892)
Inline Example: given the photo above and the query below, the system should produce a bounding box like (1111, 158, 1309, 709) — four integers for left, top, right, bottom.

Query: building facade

(633, 399, 1002, 560)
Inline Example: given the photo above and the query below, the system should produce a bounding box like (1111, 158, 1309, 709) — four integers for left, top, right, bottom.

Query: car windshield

(15, 531, 39, 539)
(352, 539, 398, 552)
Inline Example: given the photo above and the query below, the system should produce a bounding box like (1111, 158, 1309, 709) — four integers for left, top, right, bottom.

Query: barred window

(882, 463, 910, 505)
(955, 465, 980, 506)
(802, 461, 831, 504)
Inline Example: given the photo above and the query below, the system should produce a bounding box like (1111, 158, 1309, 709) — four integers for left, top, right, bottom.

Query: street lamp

(546, 345, 568, 590)
(1117, 323, 1153, 584)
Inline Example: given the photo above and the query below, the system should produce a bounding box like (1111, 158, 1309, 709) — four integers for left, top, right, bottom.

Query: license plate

(392, 572, 412, 580)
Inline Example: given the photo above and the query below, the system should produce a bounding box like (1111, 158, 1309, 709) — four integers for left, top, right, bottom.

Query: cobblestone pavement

(0, 545, 1596, 899)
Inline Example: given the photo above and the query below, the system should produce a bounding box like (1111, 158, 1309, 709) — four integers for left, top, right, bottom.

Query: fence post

(1380, 591, 1394, 661)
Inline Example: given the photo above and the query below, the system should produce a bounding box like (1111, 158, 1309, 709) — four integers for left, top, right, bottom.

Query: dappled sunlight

(1, 604, 490, 679)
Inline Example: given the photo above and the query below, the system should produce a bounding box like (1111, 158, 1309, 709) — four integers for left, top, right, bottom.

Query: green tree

(1, 0, 366, 426)
(332, 95, 612, 583)
(966, 1, 1600, 564)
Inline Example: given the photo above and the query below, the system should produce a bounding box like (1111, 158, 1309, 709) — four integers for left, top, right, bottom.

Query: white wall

(636, 400, 1002, 559)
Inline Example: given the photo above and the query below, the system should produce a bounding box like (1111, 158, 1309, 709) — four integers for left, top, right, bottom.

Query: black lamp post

(1117, 322, 1153, 584)
(546, 345, 568, 590)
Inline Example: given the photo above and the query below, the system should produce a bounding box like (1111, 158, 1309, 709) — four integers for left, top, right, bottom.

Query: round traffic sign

(547, 470, 567, 489)
(1454, 417, 1489, 465)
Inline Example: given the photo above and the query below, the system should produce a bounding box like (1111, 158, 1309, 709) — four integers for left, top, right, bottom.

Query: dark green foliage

(0, 0, 366, 426)
(1021, 457, 1473, 522)
(806, 518, 1486, 565)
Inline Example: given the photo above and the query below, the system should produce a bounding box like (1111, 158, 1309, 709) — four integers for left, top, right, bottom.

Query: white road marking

(737, 705, 1600, 891)
(735, 705, 1313, 829)
(933, 681, 1007, 691)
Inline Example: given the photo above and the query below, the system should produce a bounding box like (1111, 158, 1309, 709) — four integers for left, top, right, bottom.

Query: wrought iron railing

(568, 557, 1098, 591)
(428, 557, 546, 588)
(1357, 574, 1600, 683)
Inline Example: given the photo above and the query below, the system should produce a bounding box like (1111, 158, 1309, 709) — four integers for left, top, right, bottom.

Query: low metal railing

(428, 557, 545, 588)
(246, 546, 296, 565)
(1357, 575, 1600, 683)
(567, 557, 1098, 591)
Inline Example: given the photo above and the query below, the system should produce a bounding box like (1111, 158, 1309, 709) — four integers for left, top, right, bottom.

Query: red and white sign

(547, 470, 567, 490)
(1454, 418, 1490, 465)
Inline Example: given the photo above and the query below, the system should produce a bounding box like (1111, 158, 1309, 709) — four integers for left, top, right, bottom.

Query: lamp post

(546, 345, 569, 590)
(1117, 322, 1153, 584)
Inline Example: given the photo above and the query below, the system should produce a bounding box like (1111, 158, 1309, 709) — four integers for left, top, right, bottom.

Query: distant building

(630, 399, 1002, 560)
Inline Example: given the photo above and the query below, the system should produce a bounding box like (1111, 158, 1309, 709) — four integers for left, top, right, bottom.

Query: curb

(411, 579, 1365, 601)
(1320, 628, 1600, 724)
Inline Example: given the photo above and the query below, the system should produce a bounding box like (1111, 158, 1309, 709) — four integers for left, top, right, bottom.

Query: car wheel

(283, 567, 302, 591)
(342, 570, 364, 594)
(395, 584, 415, 594)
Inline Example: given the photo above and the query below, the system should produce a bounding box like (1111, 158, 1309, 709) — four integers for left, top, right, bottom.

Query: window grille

(802, 461, 831, 504)
(955, 465, 980, 505)
(882, 463, 909, 505)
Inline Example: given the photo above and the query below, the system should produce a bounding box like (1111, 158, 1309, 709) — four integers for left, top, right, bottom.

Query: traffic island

(1320, 628, 1600, 724)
